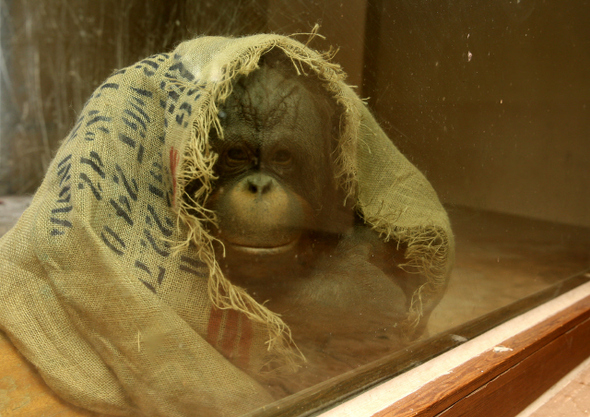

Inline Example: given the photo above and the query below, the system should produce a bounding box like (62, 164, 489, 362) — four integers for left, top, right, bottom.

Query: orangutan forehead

(224, 65, 317, 131)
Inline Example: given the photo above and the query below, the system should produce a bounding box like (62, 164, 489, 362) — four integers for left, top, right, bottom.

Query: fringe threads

(172, 34, 449, 370)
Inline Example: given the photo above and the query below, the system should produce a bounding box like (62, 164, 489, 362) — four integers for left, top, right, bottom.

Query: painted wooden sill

(320, 278, 590, 417)
(246, 274, 590, 417)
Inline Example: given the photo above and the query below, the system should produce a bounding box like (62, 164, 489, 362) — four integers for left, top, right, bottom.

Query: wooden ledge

(245, 274, 589, 417)
(321, 279, 590, 417)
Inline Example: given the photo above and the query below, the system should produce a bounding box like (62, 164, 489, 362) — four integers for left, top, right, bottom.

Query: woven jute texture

(0, 34, 453, 417)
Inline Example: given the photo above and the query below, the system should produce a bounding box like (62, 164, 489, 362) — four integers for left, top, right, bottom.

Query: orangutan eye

(273, 149, 293, 165)
(225, 147, 249, 166)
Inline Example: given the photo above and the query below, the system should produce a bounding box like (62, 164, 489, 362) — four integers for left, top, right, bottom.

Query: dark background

(1, 0, 588, 227)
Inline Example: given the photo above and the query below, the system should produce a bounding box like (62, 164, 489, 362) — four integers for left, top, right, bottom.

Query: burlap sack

(0, 34, 453, 416)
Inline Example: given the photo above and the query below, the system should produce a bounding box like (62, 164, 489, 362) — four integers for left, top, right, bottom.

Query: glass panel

(0, 1, 588, 416)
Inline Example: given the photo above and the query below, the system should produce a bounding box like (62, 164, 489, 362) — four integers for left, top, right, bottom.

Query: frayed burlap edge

(166, 33, 360, 372)
(360, 206, 453, 337)
(168, 32, 448, 370)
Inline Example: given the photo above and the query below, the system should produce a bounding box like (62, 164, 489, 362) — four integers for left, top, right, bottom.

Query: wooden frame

(248, 273, 590, 417)
(322, 278, 590, 417)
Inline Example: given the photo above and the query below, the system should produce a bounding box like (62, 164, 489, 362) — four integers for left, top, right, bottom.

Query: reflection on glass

(0, 1, 588, 417)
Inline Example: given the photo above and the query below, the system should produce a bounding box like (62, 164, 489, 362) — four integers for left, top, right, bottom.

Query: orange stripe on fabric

(207, 306, 224, 346)
(169, 147, 179, 205)
(237, 313, 253, 368)
(220, 308, 240, 359)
